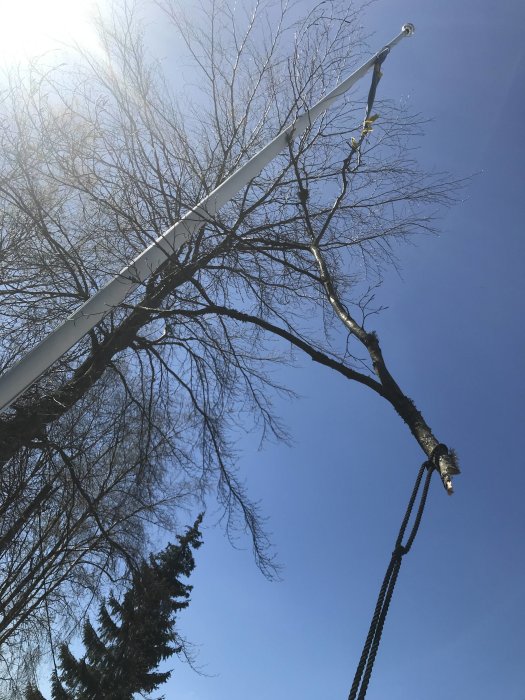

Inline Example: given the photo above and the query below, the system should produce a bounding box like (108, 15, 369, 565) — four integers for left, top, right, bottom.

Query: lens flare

(0, 0, 100, 65)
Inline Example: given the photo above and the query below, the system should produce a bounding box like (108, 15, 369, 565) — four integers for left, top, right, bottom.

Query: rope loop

(429, 442, 449, 469)
(348, 455, 437, 700)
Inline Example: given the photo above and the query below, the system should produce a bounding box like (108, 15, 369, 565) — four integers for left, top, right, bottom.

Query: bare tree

(0, 0, 458, 687)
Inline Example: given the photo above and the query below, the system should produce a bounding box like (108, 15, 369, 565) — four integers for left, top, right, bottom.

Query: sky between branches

(1, 0, 524, 698)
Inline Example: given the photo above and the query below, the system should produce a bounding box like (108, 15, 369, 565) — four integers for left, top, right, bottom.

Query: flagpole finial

(402, 23, 415, 36)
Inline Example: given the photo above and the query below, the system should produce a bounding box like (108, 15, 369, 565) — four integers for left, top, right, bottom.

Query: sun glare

(0, 0, 100, 65)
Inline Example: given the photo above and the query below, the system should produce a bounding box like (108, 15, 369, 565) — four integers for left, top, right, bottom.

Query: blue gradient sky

(160, 1, 525, 698)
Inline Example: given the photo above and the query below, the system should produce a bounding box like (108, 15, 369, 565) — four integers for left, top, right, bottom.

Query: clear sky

(3, 0, 525, 698)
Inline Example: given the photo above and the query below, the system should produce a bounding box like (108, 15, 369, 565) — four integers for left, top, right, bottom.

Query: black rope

(348, 444, 448, 700)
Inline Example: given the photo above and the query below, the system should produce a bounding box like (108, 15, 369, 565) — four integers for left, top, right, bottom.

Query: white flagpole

(0, 24, 415, 414)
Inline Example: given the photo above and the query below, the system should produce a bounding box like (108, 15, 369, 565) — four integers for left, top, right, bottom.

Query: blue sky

(160, 1, 525, 699)
(2, 0, 524, 698)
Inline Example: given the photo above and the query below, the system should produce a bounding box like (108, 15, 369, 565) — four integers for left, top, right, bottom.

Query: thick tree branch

(288, 143, 460, 491)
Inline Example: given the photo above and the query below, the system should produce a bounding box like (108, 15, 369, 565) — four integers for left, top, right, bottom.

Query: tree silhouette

(26, 516, 202, 700)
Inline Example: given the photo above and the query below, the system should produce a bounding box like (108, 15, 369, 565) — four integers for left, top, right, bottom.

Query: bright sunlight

(0, 0, 100, 65)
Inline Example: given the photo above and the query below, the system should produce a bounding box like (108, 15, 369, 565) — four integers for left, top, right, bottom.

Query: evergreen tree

(27, 516, 203, 700)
